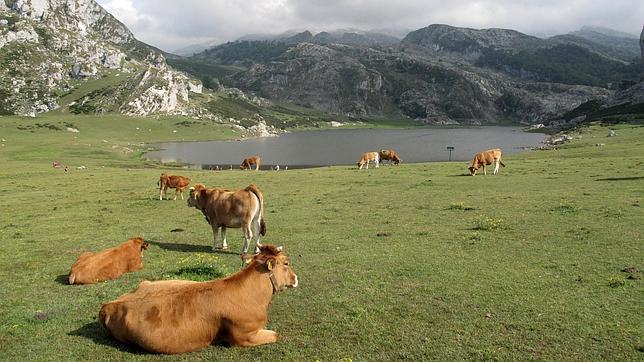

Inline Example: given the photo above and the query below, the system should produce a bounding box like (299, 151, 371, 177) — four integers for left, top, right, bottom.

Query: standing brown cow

(158, 173, 191, 200)
(468, 148, 505, 176)
(379, 149, 402, 165)
(68, 237, 149, 285)
(240, 156, 261, 171)
(99, 244, 298, 354)
(187, 183, 266, 254)
(357, 151, 380, 170)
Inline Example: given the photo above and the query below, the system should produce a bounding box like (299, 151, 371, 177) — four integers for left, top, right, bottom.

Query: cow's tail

(499, 161, 506, 167)
(246, 184, 266, 236)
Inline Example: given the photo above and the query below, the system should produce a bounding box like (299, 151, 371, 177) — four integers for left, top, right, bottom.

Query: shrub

(164, 254, 227, 282)
(607, 277, 625, 288)
(473, 215, 504, 231)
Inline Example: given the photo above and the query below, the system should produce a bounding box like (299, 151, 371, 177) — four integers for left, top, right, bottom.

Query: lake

(145, 126, 547, 169)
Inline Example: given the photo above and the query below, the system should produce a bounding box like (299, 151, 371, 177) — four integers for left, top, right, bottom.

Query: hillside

(0, 0, 207, 117)
(171, 24, 644, 125)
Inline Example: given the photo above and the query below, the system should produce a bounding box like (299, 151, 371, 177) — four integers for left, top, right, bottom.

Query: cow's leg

(179, 188, 184, 200)
(375, 159, 380, 168)
(241, 224, 253, 254)
(483, 164, 487, 175)
(211, 224, 220, 250)
(173, 188, 179, 201)
(221, 226, 228, 250)
(235, 329, 278, 347)
(159, 186, 164, 200)
(365, 161, 369, 170)
(252, 217, 261, 253)
(493, 160, 500, 175)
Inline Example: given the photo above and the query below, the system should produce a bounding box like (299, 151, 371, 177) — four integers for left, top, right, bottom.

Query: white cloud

(96, 0, 644, 52)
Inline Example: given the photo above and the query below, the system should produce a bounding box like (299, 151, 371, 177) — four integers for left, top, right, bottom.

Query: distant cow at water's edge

(468, 149, 505, 176)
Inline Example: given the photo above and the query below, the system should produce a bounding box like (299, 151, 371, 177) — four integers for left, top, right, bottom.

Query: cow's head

(187, 183, 207, 208)
(240, 161, 248, 170)
(468, 165, 478, 176)
(129, 237, 149, 251)
(251, 244, 298, 292)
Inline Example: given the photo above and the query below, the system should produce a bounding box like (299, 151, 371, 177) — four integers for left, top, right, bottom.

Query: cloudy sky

(96, 0, 644, 53)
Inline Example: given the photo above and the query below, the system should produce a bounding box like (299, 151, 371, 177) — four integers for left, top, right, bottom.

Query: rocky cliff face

(223, 36, 609, 124)
(0, 0, 202, 116)
(401, 24, 542, 61)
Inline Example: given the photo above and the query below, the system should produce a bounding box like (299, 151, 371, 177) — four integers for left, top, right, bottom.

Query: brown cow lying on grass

(158, 173, 191, 200)
(357, 151, 380, 170)
(187, 183, 266, 254)
(99, 244, 298, 354)
(379, 149, 402, 165)
(240, 155, 261, 171)
(468, 148, 505, 176)
(68, 237, 149, 285)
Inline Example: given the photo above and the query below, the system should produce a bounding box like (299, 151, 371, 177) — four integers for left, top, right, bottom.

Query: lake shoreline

(146, 126, 548, 169)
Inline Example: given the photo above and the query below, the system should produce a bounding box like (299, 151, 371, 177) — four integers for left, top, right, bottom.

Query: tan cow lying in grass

(379, 149, 401, 165)
(68, 237, 149, 285)
(357, 151, 379, 170)
(240, 155, 261, 171)
(99, 244, 298, 354)
(158, 173, 191, 200)
(468, 148, 505, 176)
(187, 183, 266, 254)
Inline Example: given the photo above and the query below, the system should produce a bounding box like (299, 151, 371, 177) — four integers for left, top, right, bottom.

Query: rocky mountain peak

(402, 24, 541, 59)
(0, 0, 203, 116)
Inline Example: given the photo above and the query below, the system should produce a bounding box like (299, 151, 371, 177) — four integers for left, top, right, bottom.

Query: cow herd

(65, 147, 504, 354)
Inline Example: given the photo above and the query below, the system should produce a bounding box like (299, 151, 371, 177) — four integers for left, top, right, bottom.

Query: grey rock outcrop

(224, 39, 608, 123)
(0, 0, 202, 116)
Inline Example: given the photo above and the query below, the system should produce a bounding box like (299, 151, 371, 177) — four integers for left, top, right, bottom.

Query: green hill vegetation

(476, 44, 642, 88)
(0, 114, 642, 359)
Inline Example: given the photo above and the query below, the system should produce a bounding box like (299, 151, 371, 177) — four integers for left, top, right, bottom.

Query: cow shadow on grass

(54, 274, 70, 285)
(68, 321, 146, 354)
(147, 240, 239, 256)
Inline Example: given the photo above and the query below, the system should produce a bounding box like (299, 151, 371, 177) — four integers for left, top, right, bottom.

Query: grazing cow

(158, 173, 191, 200)
(378, 149, 402, 165)
(357, 151, 380, 170)
(468, 148, 506, 176)
(240, 156, 261, 171)
(187, 183, 266, 254)
(99, 244, 298, 354)
(68, 237, 149, 285)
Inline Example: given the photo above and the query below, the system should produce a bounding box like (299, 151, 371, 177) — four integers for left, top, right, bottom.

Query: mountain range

(1, 0, 643, 129)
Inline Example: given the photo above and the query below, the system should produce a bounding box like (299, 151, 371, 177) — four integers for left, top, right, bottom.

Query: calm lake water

(146, 127, 547, 169)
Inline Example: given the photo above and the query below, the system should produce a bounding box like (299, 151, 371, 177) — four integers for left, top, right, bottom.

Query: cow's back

(69, 245, 142, 284)
(100, 282, 224, 354)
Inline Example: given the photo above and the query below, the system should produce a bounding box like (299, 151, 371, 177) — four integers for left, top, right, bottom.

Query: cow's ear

(266, 258, 275, 271)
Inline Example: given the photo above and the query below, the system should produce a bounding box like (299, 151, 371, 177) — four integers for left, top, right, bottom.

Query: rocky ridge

(224, 35, 609, 124)
(0, 0, 202, 116)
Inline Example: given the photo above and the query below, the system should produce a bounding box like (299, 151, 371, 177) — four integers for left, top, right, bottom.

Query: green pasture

(0, 115, 642, 360)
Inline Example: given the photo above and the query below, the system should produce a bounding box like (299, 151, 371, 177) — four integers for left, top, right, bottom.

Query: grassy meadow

(0, 114, 642, 360)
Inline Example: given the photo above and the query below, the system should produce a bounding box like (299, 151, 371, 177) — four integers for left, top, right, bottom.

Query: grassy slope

(0, 115, 642, 360)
